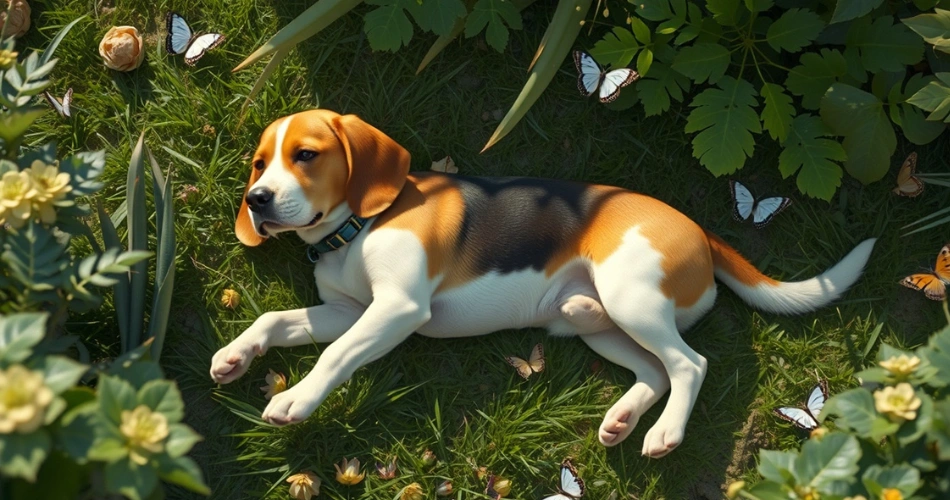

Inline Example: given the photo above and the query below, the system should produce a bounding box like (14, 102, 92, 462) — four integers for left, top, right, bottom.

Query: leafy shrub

(733, 316, 950, 499)
(590, 0, 950, 201)
(0, 28, 205, 500)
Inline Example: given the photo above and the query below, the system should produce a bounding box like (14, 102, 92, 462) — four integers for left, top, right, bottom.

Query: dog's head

(235, 109, 411, 246)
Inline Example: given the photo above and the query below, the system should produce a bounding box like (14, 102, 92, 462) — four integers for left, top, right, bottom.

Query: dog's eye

(295, 150, 318, 163)
(253, 160, 265, 171)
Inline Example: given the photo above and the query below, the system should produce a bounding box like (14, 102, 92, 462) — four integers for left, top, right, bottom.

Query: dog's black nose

(246, 187, 273, 213)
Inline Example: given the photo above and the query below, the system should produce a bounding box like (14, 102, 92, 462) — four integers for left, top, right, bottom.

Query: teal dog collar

(306, 215, 368, 262)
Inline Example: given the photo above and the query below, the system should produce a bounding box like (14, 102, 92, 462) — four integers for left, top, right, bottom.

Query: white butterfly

(165, 12, 225, 66)
(773, 380, 828, 431)
(44, 88, 73, 118)
(729, 180, 791, 229)
(573, 51, 639, 104)
(542, 459, 585, 500)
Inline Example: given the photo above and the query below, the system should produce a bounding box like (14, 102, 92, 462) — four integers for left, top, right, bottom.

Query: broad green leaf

(465, 0, 523, 52)
(786, 49, 848, 110)
(406, 0, 467, 36)
(820, 83, 896, 184)
(591, 27, 640, 68)
(846, 16, 924, 74)
(862, 464, 921, 497)
(778, 115, 845, 201)
(671, 43, 730, 84)
(87, 436, 127, 462)
(821, 388, 878, 435)
(34, 355, 86, 394)
(637, 48, 654, 76)
(685, 76, 761, 175)
(57, 402, 97, 462)
(0, 109, 45, 144)
(902, 8, 950, 48)
(98, 375, 137, 424)
(137, 379, 185, 422)
(158, 455, 210, 494)
(165, 424, 202, 458)
(757, 449, 796, 484)
(0, 312, 47, 363)
(637, 61, 691, 116)
(744, 0, 772, 12)
(760, 83, 795, 141)
(636, 0, 675, 22)
(896, 390, 933, 445)
(706, 0, 740, 26)
(897, 74, 947, 144)
(105, 458, 159, 500)
(0, 431, 51, 482)
(906, 76, 950, 122)
(766, 8, 824, 53)
(792, 433, 861, 491)
(830, 0, 884, 24)
(630, 17, 652, 44)
(364, 1, 414, 52)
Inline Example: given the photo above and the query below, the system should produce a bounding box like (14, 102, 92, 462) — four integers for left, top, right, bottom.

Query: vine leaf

(894, 74, 946, 145)
(706, 0, 741, 26)
(820, 83, 896, 184)
(671, 42, 730, 84)
(830, 0, 884, 24)
(464, 0, 522, 52)
(364, 0, 414, 52)
(906, 72, 950, 122)
(902, 8, 950, 54)
(766, 8, 824, 53)
(760, 83, 795, 142)
(637, 60, 691, 116)
(590, 27, 639, 68)
(778, 115, 845, 201)
(685, 76, 761, 176)
(785, 48, 848, 110)
(846, 16, 924, 74)
(406, 0, 467, 37)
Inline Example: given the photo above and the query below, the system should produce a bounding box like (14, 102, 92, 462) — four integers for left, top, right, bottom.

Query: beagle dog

(210, 109, 875, 458)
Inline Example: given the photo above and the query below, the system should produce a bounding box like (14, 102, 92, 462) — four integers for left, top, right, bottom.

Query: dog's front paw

(210, 341, 263, 384)
(261, 388, 318, 426)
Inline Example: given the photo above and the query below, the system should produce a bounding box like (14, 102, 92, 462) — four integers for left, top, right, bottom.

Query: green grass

(17, 0, 950, 498)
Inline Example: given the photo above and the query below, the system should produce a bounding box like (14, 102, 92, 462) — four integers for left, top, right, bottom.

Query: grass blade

(40, 16, 86, 65)
(240, 46, 291, 116)
(127, 132, 148, 351)
(232, 0, 363, 72)
(97, 199, 130, 352)
(902, 204, 950, 229)
(481, 0, 592, 152)
(903, 213, 950, 236)
(149, 165, 176, 361)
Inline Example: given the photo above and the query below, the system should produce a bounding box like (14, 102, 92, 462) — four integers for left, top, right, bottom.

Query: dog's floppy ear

(235, 168, 267, 247)
(331, 114, 411, 218)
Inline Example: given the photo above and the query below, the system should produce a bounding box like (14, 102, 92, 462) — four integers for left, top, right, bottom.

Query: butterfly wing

(901, 273, 948, 301)
(773, 407, 819, 430)
(542, 496, 574, 500)
(805, 380, 829, 420)
(598, 68, 640, 103)
(573, 51, 602, 97)
(729, 180, 756, 222)
(933, 245, 950, 282)
(893, 152, 924, 197)
(61, 88, 73, 117)
(559, 459, 585, 498)
(184, 33, 225, 65)
(43, 91, 64, 117)
(165, 12, 193, 55)
(751, 196, 791, 229)
(528, 343, 545, 374)
(505, 356, 533, 379)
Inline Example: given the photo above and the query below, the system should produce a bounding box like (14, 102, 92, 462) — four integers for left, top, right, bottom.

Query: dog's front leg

(210, 300, 365, 384)
(261, 291, 431, 426)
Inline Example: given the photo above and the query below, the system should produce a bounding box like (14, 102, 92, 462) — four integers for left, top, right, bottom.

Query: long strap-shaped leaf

(481, 0, 592, 152)
(233, 0, 363, 72)
(126, 132, 148, 349)
(39, 16, 87, 66)
(148, 160, 175, 361)
(239, 46, 291, 119)
(97, 199, 130, 352)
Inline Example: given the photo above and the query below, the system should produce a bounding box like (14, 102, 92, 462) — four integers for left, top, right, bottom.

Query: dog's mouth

(258, 212, 324, 235)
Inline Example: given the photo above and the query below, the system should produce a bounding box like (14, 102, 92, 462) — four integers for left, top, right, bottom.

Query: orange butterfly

(505, 343, 544, 379)
(893, 152, 924, 197)
(901, 245, 950, 300)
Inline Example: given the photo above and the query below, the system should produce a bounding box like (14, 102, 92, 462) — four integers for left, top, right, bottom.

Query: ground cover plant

(4, 0, 950, 498)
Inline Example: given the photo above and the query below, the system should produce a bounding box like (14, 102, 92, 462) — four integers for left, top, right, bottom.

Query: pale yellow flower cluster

(0, 364, 54, 434)
(0, 161, 71, 229)
(0, 48, 17, 69)
(874, 383, 922, 423)
(120, 405, 169, 465)
(880, 354, 920, 378)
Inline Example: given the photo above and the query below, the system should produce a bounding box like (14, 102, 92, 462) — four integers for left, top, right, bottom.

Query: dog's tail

(705, 231, 876, 315)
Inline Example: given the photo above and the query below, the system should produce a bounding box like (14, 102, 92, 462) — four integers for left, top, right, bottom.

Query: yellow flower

(880, 355, 920, 378)
(0, 49, 16, 69)
(874, 383, 922, 423)
(843, 496, 867, 500)
(221, 288, 240, 309)
(0, 170, 34, 229)
(98, 26, 145, 71)
(491, 476, 512, 497)
(0, 0, 31, 39)
(400, 482, 424, 500)
(119, 405, 169, 465)
(0, 364, 54, 434)
(27, 160, 71, 224)
(809, 427, 828, 440)
(259, 369, 287, 400)
(726, 481, 745, 499)
(334, 457, 365, 485)
(436, 480, 453, 496)
(881, 489, 902, 500)
(286, 471, 320, 500)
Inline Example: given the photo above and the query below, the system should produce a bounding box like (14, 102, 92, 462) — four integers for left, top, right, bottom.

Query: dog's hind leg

(581, 329, 670, 447)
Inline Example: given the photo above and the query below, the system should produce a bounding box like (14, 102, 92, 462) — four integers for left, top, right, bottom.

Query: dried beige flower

(287, 470, 320, 500)
(98, 26, 145, 71)
(0, 0, 30, 39)
(400, 482, 424, 500)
